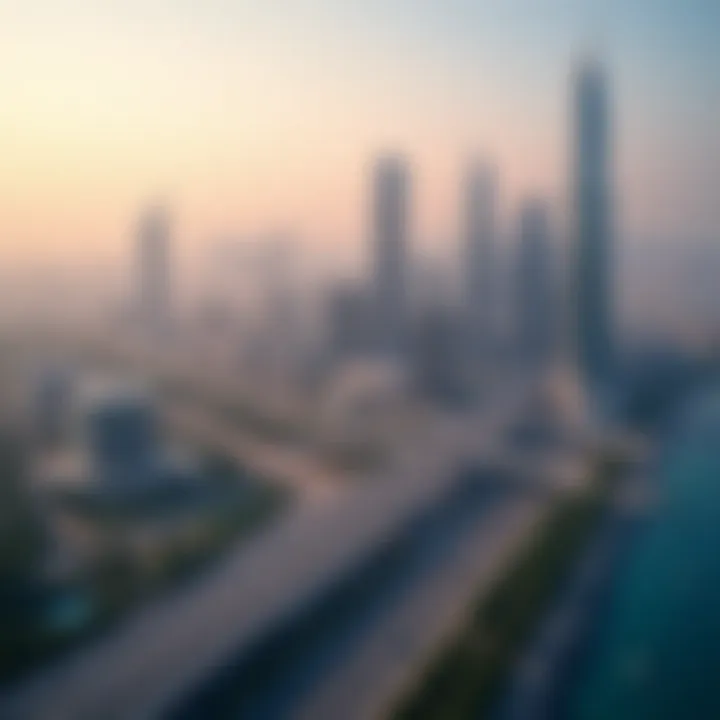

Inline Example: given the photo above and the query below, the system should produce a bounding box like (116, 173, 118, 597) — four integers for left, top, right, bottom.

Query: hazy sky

(0, 0, 718, 275)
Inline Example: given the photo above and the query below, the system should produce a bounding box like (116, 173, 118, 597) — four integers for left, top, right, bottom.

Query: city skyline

(0, 0, 718, 274)
(2, 4, 720, 717)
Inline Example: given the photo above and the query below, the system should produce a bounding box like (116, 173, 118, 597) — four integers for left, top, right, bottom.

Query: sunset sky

(0, 0, 718, 276)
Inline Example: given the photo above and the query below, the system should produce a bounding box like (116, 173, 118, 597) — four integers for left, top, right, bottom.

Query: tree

(0, 431, 44, 584)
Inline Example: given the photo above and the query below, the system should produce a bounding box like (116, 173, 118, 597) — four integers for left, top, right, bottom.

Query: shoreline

(493, 464, 653, 720)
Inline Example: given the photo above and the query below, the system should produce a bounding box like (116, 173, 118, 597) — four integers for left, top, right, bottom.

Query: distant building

(34, 366, 73, 446)
(572, 58, 614, 391)
(516, 198, 555, 367)
(371, 155, 410, 358)
(136, 204, 172, 335)
(412, 305, 466, 406)
(462, 161, 497, 358)
(256, 234, 305, 381)
(321, 359, 410, 448)
(84, 389, 160, 489)
(411, 257, 455, 316)
(326, 282, 373, 361)
(407, 259, 467, 404)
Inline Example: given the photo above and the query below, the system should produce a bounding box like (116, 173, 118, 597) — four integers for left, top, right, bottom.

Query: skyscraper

(462, 161, 497, 358)
(572, 58, 614, 389)
(136, 204, 171, 334)
(371, 155, 410, 357)
(516, 198, 555, 367)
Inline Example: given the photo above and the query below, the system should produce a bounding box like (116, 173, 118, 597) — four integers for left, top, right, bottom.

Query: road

(293, 495, 546, 720)
(0, 330, 550, 720)
(0, 399, 526, 720)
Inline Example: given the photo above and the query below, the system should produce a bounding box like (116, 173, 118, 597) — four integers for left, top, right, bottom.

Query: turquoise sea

(571, 389, 720, 719)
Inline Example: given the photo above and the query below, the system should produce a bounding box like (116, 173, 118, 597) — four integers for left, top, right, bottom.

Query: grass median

(391, 454, 624, 720)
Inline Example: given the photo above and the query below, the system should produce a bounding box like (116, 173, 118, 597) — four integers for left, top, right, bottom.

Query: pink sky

(1, 1, 717, 276)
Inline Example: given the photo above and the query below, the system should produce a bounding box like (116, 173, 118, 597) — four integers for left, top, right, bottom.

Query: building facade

(371, 155, 410, 358)
(573, 59, 614, 390)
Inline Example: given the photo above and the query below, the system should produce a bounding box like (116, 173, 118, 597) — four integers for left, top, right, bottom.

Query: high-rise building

(371, 155, 410, 357)
(462, 161, 497, 357)
(516, 198, 555, 366)
(572, 58, 614, 389)
(136, 204, 171, 334)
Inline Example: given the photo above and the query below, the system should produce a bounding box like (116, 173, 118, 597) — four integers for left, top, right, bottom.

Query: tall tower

(462, 161, 497, 358)
(137, 204, 171, 334)
(573, 58, 614, 390)
(371, 155, 410, 357)
(517, 198, 555, 367)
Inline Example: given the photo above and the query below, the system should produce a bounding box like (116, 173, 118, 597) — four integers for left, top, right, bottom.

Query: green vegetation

(0, 433, 45, 583)
(0, 332, 294, 681)
(89, 483, 287, 613)
(391, 455, 625, 720)
(0, 452, 288, 683)
(0, 431, 49, 681)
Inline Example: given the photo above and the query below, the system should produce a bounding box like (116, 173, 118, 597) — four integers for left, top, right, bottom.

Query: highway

(0, 395, 531, 720)
(0, 329, 556, 720)
(292, 494, 545, 720)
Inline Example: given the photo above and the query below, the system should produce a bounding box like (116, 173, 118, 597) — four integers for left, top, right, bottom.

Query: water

(570, 388, 720, 719)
